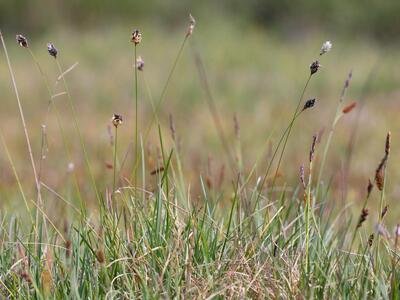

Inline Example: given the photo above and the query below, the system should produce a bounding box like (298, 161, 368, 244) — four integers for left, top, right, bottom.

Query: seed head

(357, 208, 368, 228)
(309, 134, 317, 162)
(47, 43, 58, 58)
(320, 41, 332, 56)
(112, 114, 123, 128)
(375, 163, 385, 191)
(186, 14, 196, 37)
(303, 98, 316, 111)
(131, 29, 142, 45)
(16, 34, 28, 48)
(300, 164, 306, 189)
(310, 60, 321, 75)
(136, 56, 144, 71)
(385, 131, 391, 156)
(367, 178, 373, 198)
(381, 205, 388, 219)
(342, 102, 357, 114)
(368, 234, 374, 247)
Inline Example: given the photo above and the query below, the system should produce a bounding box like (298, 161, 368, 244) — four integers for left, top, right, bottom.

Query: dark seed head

(310, 60, 321, 75)
(16, 34, 28, 48)
(357, 208, 369, 228)
(367, 179, 373, 198)
(303, 98, 316, 111)
(47, 43, 58, 58)
(385, 131, 391, 156)
(368, 234, 374, 247)
(309, 134, 317, 162)
(381, 205, 388, 219)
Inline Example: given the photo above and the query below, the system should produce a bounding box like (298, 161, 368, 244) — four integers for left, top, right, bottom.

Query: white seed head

(320, 41, 332, 56)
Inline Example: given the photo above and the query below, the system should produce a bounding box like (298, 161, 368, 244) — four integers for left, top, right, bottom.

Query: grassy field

(0, 16, 400, 298)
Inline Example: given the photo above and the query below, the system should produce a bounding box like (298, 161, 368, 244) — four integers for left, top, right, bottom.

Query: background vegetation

(0, 0, 400, 298)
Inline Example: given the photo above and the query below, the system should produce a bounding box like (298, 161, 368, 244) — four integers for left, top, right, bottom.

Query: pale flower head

(320, 41, 332, 56)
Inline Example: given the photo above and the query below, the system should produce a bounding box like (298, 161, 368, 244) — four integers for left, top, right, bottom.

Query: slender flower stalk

(130, 29, 142, 191)
(1, 32, 44, 231)
(112, 114, 123, 194)
(125, 15, 195, 178)
(23, 40, 85, 212)
(50, 44, 101, 202)
(375, 131, 391, 269)
(305, 135, 317, 276)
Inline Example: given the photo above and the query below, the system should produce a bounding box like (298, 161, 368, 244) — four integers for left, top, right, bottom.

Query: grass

(0, 17, 400, 298)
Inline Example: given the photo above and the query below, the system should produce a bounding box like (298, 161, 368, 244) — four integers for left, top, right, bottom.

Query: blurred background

(0, 0, 399, 222)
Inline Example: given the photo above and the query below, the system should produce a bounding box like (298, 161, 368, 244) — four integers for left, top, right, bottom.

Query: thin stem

(113, 126, 118, 195)
(27, 48, 84, 212)
(305, 160, 312, 276)
(55, 58, 100, 202)
(375, 164, 388, 270)
(0, 32, 43, 230)
(133, 44, 139, 192)
(270, 75, 312, 194)
(125, 35, 189, 177)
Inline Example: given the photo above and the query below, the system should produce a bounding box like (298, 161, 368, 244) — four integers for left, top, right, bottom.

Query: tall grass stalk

(133, 43, 139, 194)
(0, 32, 44, 234)
(113, 125, 119, 195)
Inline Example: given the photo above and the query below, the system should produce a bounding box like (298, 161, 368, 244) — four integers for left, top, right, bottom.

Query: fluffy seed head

(131, 29, 142, 44)
(16, 34, 28, 48)
(320, 41, 332, 55)
(47, 43, 58, 58)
